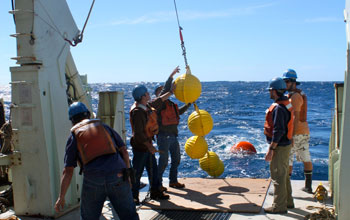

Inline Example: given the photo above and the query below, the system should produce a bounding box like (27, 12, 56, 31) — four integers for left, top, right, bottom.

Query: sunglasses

(284, 79, 296, 83)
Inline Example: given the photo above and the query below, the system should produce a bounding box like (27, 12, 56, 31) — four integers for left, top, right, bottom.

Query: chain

(174, 0, 188, 67)
(65, 0, 96, 46)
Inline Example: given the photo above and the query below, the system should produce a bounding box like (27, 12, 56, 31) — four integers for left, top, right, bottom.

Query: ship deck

(0, 178, 334, 220)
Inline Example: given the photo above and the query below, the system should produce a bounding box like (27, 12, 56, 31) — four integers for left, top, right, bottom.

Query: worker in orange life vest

(264, 77, 295, 214)
(282, 69, 313, 193)
(129, 81, 174, 205)
(55, 102, 139, 220)
(154, 66, 191, 191)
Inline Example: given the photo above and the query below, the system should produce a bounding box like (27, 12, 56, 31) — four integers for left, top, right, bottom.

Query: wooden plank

(141, 178, 271, 213)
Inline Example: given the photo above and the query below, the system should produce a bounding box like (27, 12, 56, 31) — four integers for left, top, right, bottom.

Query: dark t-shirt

(64, 123, 126, 177)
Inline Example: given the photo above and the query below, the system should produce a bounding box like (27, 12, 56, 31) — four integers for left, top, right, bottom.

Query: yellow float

(184, 136, 208, 159)
(207, 160, 224, 177)
(172, 64, 223, 177)
(188, 108, 213, 136)
(199, 151, 220, 172)
(174, 66, 201, 104)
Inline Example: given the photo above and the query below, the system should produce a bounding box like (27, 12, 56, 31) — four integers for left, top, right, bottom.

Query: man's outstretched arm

(54, 166, 74, 212)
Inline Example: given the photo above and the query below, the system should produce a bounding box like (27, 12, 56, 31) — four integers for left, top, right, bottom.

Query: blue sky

(0, 0, 346, 84)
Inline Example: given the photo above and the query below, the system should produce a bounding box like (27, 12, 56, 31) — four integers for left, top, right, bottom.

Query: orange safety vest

(264, 99, 294, 140)
(288, 90, 307, 122)
(130, 103, 159, 138)
(160, 100, 180, 126)
(71, 119, 116, 165)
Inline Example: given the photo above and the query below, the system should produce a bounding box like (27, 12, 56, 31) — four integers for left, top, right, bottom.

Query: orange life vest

(288, 90, 307, 122)
(71, 119, 116, 165)
(130, 103, 159, 138)
(160, 100, 180, 126)
(264, 99, 294, 140)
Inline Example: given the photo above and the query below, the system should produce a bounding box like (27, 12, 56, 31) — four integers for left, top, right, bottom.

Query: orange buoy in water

(230, 141, 257, 154)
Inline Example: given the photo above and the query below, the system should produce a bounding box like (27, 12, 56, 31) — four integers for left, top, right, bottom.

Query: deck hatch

(150, 210, 232, 220)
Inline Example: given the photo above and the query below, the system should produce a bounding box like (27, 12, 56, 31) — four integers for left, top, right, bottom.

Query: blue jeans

(132, 150, 160, 198)
(157, 133, 181, 185)
(80, 173, 139, 220)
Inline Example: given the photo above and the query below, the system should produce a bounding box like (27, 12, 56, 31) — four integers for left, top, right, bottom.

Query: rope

(11, 0, 15, 24)
(11, 0, 95, 47)
(305, 205, 336, 220)
(35, 1, 70, 42)
(174, 0, 181, 28)
(173, 0, 188, 67)
(193, 102, 206, 136)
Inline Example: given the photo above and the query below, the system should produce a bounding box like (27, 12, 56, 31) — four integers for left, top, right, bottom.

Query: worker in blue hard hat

(154, 66, 191, 191)
(282, 69, 301, 85)
(129, 68, 177, 205)
(283, 69, 313, 194)
(264, 77, 294, 214)
(55, 102, 139, 220)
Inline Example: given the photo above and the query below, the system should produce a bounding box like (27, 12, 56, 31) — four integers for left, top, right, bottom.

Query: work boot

(169, 182, 185, 189)
(133, 197, 140, 205)
(302, 170, 313, 194)
(301, 186, 313, 193)
(287, 204, 295, 209)
(264, 207, 287, 214)
(160, 186, 167, 192)
(150, 189, 170, 200)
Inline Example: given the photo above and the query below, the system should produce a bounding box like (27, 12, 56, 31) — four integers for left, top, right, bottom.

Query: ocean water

(0, 81, 334, 180)
(90, 81, 333, 181)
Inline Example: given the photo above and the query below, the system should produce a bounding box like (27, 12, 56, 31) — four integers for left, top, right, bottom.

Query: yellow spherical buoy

(174, 66, 201, 104)
(207, 160, 224, 177)
(199, 151, 220, 172)
(185, 136, 208, 159)
(188, 109, 213, 136)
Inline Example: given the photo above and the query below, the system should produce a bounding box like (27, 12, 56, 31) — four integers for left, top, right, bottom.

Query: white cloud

(305, 17, 341, 23)
(105, 2, 277, 26)
(110, 12, 174, 25)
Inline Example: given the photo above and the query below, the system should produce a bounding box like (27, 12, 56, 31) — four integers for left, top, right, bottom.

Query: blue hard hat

(267, 77, 287, 90)
(154, 83, 163, 95)
(282, 69, 300, 85)
(68, 102, 89, 120)
(132, 85, 148, 101)
(282, 69, 297, 80)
